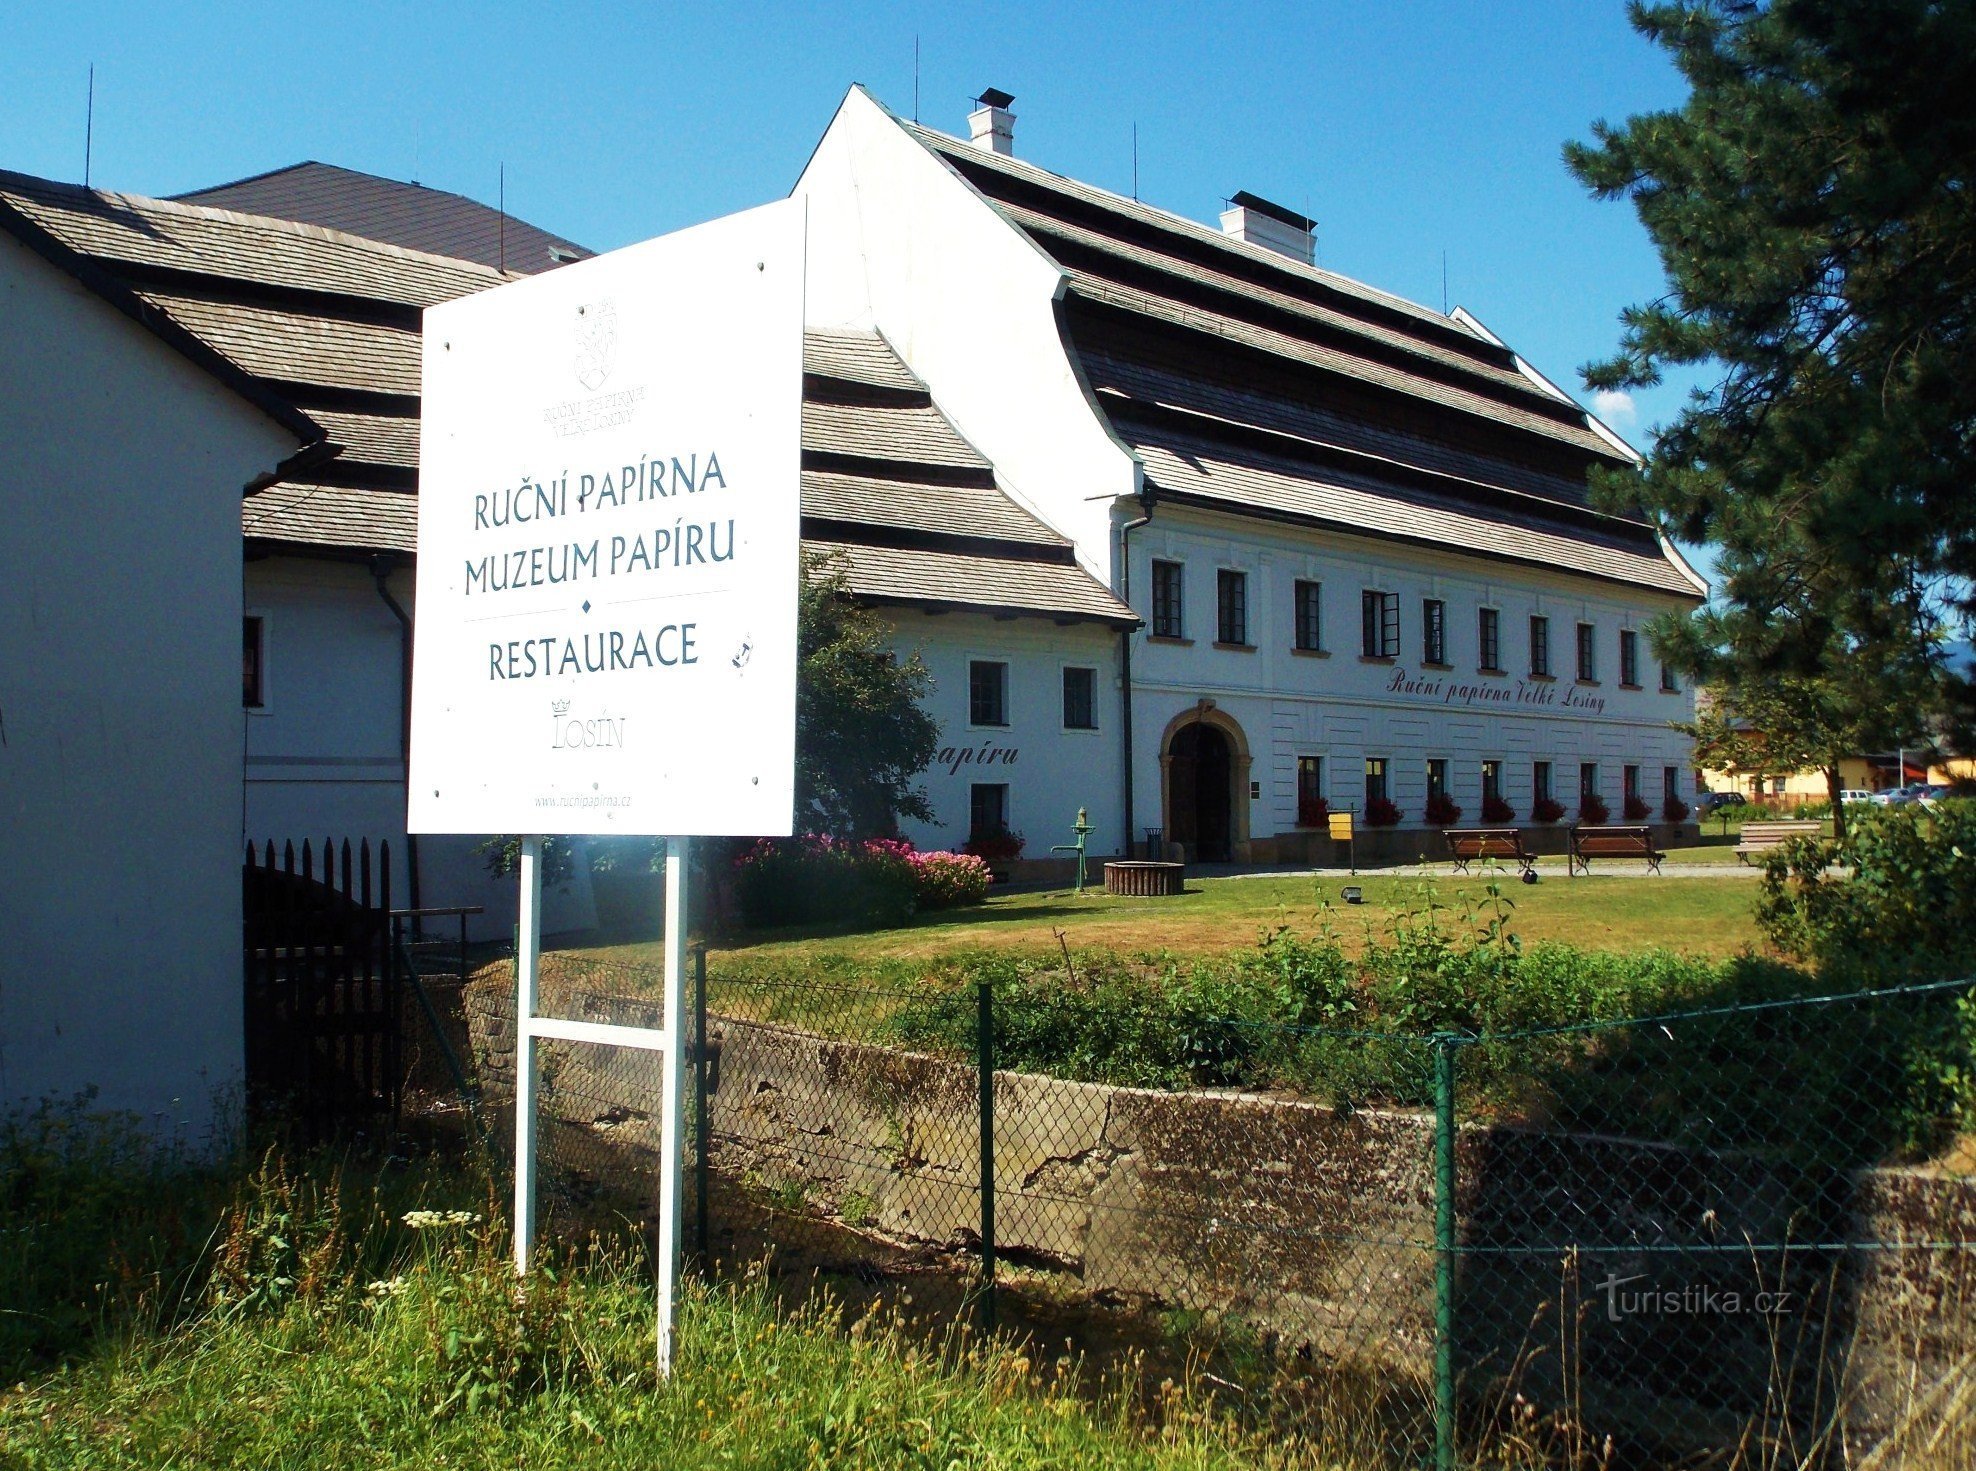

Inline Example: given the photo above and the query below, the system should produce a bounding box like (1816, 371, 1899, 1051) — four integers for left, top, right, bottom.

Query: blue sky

(4, 1, 1706, 461)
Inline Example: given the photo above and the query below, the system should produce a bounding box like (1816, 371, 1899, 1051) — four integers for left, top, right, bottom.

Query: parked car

(1697, 791, 1748, 813)
(1839, 789, 1874, 804)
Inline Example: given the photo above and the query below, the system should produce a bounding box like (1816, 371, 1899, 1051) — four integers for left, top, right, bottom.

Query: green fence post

(977, 978, 996, 1334)
(693, 943, 709, 1264)
(1433, 1034, 1459, 1471)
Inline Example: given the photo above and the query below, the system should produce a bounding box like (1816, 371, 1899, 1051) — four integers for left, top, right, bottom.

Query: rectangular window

(1427, 758, 1449, 800)
(1624, 764, 1641, 803)
(1580, 762, 1600, 801)
(1619, 629, 1640, 687)
(1660, 661, 1679, 693)
(1293, 579, 1324, 652)
(1422, 598, 1447, 664)
(243, 615, 266, 709)
(1061, 666, 1096, 730)
(1478, 608, 1501, 672)
(1296, 755, 1326, 824)
(1361, 590, 1399, 658)
(1663, 766, 1680, 803)
(1216, 568, 1249, 645)
(1482, 758, 1502, 802)
(1577, 622, 1598, 682)
(969, 783, 1010, 840)
(1365, 756, 1389, 807)
(1534, 761, 1553, 803)
(968, 660, 1008, 727)
(1151, 560, 1184, 638)
(1530, 615, 1551, 677)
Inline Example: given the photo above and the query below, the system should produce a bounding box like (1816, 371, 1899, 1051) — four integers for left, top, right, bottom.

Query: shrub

(961, 829, 1024, 865)
(909, 850, 991, 909)
(1531, 796, 1566, 823)
(1296, 793, 1330, 827)
(1757, 799, 1976, 975)
(734, 835, 919, 929)
(1364, 797, 1402, 827)
(1622, 793, 1653, 821)
(1423, 792, 1463, 827)
(1481, 792, 1516, 823)
(1663, 793, 1690, 821)
(1578, 793, 1610, 825)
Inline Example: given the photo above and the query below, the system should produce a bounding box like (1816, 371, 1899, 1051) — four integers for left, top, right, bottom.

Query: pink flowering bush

(734, 835, 988, 928)
(909, 850, 992, 909)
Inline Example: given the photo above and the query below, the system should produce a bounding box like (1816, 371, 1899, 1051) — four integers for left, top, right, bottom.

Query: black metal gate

(243, 838, 402, 1135)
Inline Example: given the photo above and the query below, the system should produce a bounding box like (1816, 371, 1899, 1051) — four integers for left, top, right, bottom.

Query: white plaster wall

(244, 554, 598, 941)
(795, 87, 1140, 581)
(882, 610, 1126, 860)
(1123, 505, 1698, 843)
(0, 233, 296, 1132)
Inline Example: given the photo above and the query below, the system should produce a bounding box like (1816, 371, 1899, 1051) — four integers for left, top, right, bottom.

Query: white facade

(795, 87, 1700, 863)
(0, 231, 298, 1130)
(243, 555, 599, 938)
(890, 610, 1122, 854)
(1124, 506, 1695, 852)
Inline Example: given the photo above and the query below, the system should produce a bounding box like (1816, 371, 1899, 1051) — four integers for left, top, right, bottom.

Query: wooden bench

(1734, 819, 1823, 864)
(1568, 824, 1664, 876)
(1443, 827, 1535, 876)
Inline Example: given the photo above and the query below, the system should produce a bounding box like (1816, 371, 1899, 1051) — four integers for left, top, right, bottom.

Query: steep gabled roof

(175, 161, 592, 276)
(3, 164, 1130, 626)
(889, 112, 1704, 600)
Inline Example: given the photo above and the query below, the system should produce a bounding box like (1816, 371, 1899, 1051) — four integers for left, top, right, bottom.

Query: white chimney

(967, 88, 1016, 155)
(1219, 191, 1316, 265)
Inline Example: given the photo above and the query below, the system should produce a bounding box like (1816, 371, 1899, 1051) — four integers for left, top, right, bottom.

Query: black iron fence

(461, 950, 1976, 1468)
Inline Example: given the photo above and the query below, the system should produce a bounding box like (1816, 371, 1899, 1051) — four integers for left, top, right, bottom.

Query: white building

(1, 82, 1702, 936)
(793, 87, 1704, 863)
(0, 197, 313, 1125)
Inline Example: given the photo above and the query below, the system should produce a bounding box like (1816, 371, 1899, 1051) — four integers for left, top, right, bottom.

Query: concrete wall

(470, 987, 1976, 1454)
(0, 233, 296, 1132)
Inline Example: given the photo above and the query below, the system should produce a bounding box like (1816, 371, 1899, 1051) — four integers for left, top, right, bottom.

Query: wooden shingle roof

(896, 115, 1702, 600)
(6, 165, 1133, 626)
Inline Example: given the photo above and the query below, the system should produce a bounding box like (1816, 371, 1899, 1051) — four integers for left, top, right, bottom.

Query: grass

(0, 1133, 1499, 1471)
(573, 867, 1762, 974)
(7, 1115, 1973, 1469)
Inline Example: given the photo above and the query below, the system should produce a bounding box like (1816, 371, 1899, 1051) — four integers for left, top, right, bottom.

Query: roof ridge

(0, 166, 512, 282)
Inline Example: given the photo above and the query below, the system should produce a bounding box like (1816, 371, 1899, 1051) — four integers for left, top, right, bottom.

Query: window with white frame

(1061, 666, 1096, 730)
(1422, 598, 1447, 665)
(1361, 590, 1399, 658)
(1294, 579, 1324, 652)
(1478, 607, 1501, 672)
(1216, 569, 1249, 645)
(243, 615, 267, 709)
(1151, 560, 1184, 638)
(968, 660, 1008, 727)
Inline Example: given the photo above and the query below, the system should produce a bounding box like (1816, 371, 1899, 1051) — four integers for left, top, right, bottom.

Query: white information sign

(408, 199, 803, 837)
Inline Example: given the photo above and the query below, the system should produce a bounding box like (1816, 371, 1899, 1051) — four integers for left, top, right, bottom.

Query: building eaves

(1127, 428, 1699, 599)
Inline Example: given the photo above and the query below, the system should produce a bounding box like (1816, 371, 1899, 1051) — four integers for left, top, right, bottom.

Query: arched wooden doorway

(1159, 705, 1252, 863)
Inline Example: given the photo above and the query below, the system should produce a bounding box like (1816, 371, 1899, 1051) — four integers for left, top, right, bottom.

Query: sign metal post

(410, 199, 803, 1383)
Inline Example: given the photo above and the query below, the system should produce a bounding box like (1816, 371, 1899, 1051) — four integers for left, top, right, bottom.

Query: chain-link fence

(457, 950, 1976, 1467)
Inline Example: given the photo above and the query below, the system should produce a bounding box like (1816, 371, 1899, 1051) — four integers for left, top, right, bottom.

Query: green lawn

(573, 868, 1763, 976)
